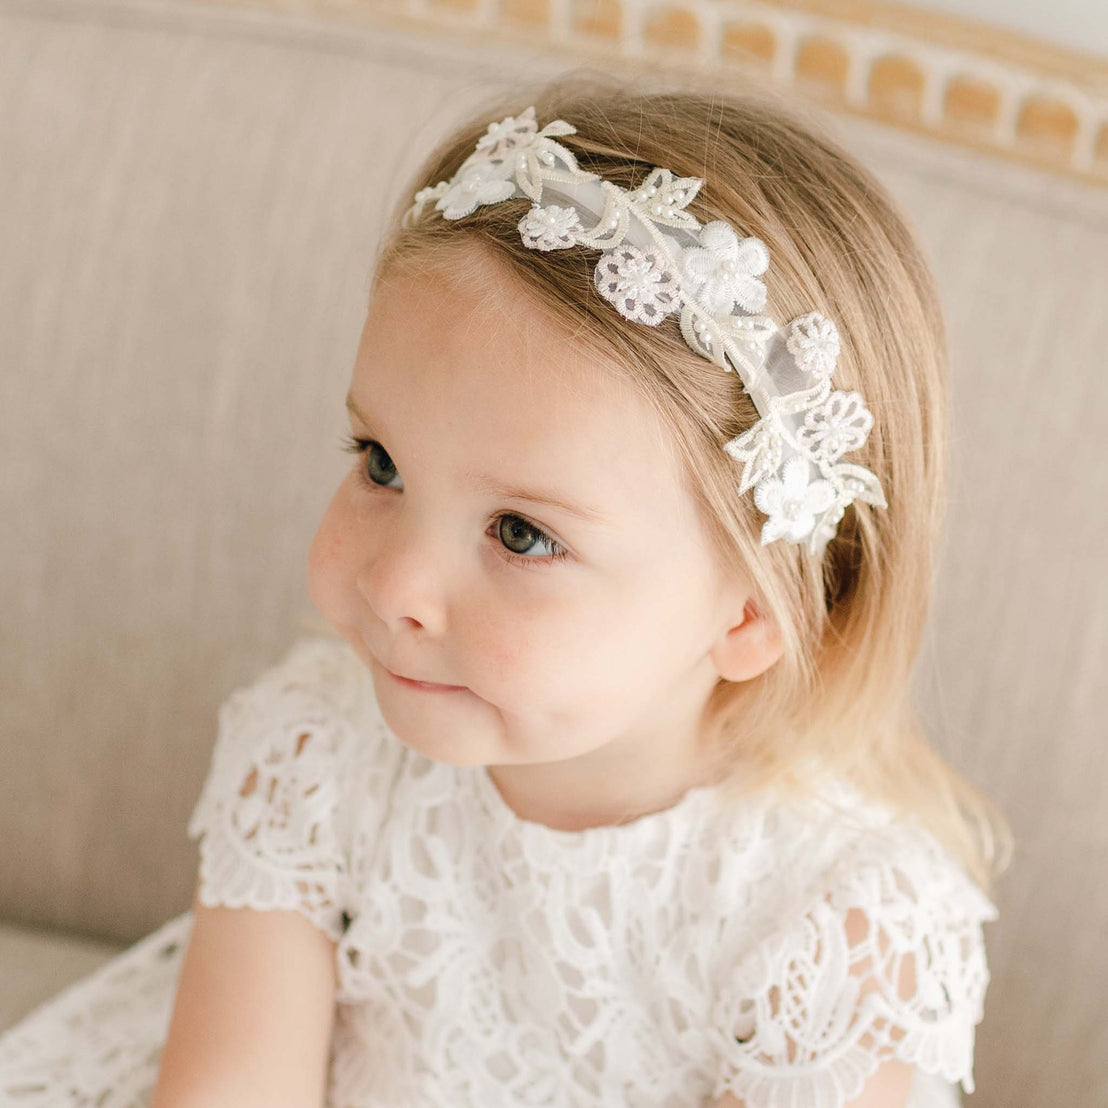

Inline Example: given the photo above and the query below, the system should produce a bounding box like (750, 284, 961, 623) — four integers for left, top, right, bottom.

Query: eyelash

(339, 434, 570, 569)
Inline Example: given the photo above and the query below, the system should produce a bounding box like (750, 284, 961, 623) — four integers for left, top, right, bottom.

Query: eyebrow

(345, 391, 609, 525)
(345, 392, 374, 426)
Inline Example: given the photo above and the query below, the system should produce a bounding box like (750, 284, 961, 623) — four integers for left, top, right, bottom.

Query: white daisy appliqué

(786, 312, 841, 379)
(753, 455, 838, 544)
(474, 108, 538, 154)
(435, 163, 517, 221)
(680, 221, 769, 315)
(797, 390, 874, 465)
(593, 245, 681, 325)
(518, 204, 584, 251)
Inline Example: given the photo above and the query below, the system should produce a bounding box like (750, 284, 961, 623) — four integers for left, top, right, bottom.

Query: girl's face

(308, 246, 781, 821)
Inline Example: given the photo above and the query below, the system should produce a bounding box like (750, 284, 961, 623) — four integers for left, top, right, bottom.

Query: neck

(484, 701, 725, 833)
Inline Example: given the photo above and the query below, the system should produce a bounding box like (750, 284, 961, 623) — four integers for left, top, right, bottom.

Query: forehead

(361, 246, 607, 403)
(351, 247, 698, 530)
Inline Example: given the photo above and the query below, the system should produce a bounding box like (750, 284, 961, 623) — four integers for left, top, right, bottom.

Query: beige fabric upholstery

(0, 921, 126, 1033)
(1, 0, 1104, 1102)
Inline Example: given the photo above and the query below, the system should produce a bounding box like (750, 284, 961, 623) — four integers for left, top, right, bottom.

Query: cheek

(306, 489, 358, 609)
(467, 590, 620, 703)
(463, 601, 544, 685)
(451, 594, 554, 710)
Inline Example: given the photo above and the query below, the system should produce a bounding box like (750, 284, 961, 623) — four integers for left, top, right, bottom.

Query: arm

(150, 880, 338, 1108)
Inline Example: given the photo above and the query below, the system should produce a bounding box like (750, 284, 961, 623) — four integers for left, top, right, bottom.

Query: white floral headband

(403, 106, 887, 556)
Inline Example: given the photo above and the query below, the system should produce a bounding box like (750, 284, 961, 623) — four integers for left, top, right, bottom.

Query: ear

(709, 595, 784, 682)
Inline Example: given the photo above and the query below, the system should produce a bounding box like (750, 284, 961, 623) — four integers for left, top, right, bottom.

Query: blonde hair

(361, 69, 1013, 897)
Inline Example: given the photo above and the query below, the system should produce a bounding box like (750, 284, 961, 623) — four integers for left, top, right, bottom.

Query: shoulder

(804, 780, 998, 939)
(194, 634, 395, 784)
(216, 634, 380, 725)
(736, 776, 997, 927)
(186, 634, 405, 942)
(708, 778, 999, 1108)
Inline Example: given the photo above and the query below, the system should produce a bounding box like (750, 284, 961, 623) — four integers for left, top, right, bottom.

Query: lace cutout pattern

(707, 820, 998, 1108)
(325, 751, 996, 1108)
(186, 636, 402, 944)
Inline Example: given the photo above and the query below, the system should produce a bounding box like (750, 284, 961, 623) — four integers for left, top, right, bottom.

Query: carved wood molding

(184, 0, 1108, 186)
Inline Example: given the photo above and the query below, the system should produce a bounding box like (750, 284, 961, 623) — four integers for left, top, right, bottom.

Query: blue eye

(338, 434, 570, 569)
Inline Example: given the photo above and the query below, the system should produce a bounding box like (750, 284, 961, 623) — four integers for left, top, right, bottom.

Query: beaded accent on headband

(403, 106, 887, 556)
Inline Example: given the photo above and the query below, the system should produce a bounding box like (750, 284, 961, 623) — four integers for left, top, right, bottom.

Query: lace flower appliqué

(753, 455, 838, 544)
(798, 391, 875, 465)
(519, 204, 584, 251)
(787, 312, 841, 379)
(593, 244, 681, 325)
(474, 110, 537, 154)
(403, 105, 890, 554)
(435, 163, 516, 221)
(680, 221, 769, 315)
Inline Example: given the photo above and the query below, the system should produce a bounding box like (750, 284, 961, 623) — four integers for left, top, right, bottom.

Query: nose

(353, 507, 450, 637)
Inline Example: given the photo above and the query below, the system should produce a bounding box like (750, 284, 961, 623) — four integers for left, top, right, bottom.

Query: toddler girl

(0, 72, 1011, 1108)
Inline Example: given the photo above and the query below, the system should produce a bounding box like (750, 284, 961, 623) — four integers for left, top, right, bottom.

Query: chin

(371, 684, 492, 764)
(382, 722, 493, 768)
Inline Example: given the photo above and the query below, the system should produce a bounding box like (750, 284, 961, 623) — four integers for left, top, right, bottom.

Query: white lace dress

(0, 636, 999, 1108)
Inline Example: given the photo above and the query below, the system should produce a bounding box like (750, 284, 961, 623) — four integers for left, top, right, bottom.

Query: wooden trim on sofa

(183, 0, 1108, 187)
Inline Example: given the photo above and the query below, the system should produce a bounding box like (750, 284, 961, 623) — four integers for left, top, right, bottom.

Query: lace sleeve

(708, 822, 999, 1108)
(186, 636, 392, 944)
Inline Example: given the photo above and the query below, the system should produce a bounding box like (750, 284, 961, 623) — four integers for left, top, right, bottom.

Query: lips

(384, 665, 463, 692)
